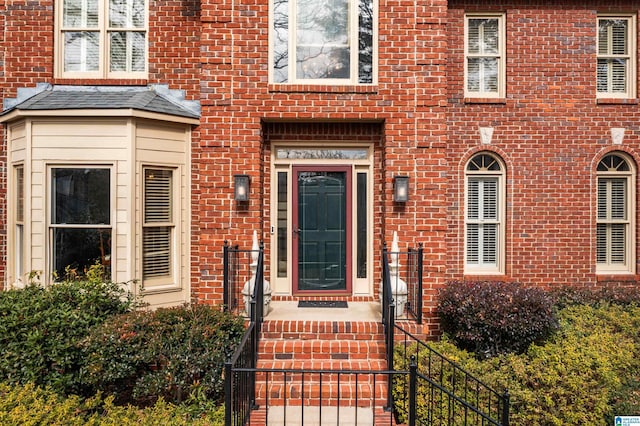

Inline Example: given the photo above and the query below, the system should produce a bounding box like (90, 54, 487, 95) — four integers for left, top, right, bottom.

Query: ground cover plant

(395, 284, 640, 425)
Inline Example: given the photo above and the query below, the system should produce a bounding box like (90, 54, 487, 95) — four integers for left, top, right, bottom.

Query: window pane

(110, 0, 145, 28)
(610, 224, 626, 264)
(110, 31, 146, 72)
(466, 223, 479, 263)
(468, 18, 498, 55)
(276, 148, 368, 159)
(358, 0, 373, 83)
(295, 0, 350, 80)
(596, 224, 607, 263)
(597, 179, 608, 219)
(64, 0, 99, 27)
(16, 167, 24, 223)
(610, 179, 626, 220)
(277, 172, 288, 277)
(64, 32, 100, 72)
(52, 168, 110, 225)
(143, 227, 171, 278)
(482, 224, 497, 264)
(357, 172, 367, 278)
(467, 58, 500, 93)
(467, 58, 480, 92)
(53, 228, 111, 279)
(144, 169, 172, 223)
(273, 0, 289, 83)
(467, 179, 479, 220)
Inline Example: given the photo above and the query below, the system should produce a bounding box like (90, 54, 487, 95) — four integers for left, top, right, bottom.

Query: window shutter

(143, 168, 173, 279)
(482, 179, 498, 220)
(467, 179, 479, 219)
(468, 20, 480, 54)
(611, 20, 628, 55)
(467, 224, 479, 263)
(596, 224, 607, 263)
(610, 224, 626, 263)
(482, 223, 497, 263)
(480, 20, 499, 54)
(610, 179, 626, 219)
(611, 60, 627, 92)
(597, 179, 608, 219)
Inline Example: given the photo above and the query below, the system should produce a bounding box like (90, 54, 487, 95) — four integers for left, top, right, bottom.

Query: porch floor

(265, 301, 381, 322)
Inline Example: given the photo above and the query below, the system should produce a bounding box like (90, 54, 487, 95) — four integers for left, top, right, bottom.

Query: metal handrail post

(223, 240, 229, 311)
(224, 358, 232, 426)
(409, 356, 417, 426)
(417, 243, 423, 324)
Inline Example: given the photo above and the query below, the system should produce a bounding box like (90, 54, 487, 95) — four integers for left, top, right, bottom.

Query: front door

(292, 165, 352, 294)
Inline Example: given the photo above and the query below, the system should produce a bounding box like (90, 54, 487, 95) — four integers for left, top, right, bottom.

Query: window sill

(464, 97, 506, 104)
(463, 273, 507, 280)
(596, 98, 639, 105)
(54, 78, 149, 86)
(268, 84, 378, 94)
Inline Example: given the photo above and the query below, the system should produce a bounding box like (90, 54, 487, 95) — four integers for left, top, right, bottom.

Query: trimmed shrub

(395, 304, 640, 425)
(0, 271, 136, 395)
(0, 382, 224, 425)
(551, 285, 640, 308)
(81, 304, 245, 406)
(437, 281, 557, 358)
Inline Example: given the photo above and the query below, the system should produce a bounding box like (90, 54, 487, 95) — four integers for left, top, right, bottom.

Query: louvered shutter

(467, 177, 499, 267)
(143, 169, 173, 279)
(597, 176, 629, 267)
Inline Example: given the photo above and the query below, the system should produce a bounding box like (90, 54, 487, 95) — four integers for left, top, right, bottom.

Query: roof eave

(0, 108, 200, 125)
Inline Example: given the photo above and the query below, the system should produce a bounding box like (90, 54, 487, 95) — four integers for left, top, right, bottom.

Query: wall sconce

(394, 175, 409, 203)
(234, 174, 250, 202)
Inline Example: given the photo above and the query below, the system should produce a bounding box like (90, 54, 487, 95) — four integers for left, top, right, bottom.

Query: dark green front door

(293, 166, 352, 294)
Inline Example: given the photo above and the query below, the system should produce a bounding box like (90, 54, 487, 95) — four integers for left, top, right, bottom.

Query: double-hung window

(50, 167, 112, 280)
(596, 153, 635, 273)
(15, 166, 24, 283)
(57, 0, 147, 78)
(271, 0, 375, 84)
(465, 153, 505, 274)
(465, 14, 505, 98)
(143, 168, 175, 287)
(597, 15, 636, 99)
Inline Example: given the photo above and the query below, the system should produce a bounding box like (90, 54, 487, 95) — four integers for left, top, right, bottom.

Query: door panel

(293, 165, 352, 294)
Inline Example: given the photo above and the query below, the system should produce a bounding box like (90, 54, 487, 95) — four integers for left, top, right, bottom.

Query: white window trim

(596, 14, 637, 99)
(464, 13, 506, 99)
(141, 165, 180, 292)
(464, 154, 506, 275)
(54, 0, 148, 79)
(46, 164, 115, 281)
(268, 0, 377, 85)
(596, 154, 636, 274)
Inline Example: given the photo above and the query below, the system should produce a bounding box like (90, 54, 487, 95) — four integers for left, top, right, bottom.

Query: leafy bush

(437, 281, 557, 358)
(81, 304, 245, 406)
(551, 285, 640, 308)
(396, 304, 640, 425)
(0, 382, 224, 425)
(0, 271, 136, 395)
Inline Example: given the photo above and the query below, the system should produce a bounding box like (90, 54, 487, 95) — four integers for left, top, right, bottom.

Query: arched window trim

(464, 152, 506, 275)
(596, 152, 636, 274)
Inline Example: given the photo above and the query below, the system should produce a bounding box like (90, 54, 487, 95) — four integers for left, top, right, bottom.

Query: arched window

(465, 153, 505, 274)
(596, 153, 635, 273)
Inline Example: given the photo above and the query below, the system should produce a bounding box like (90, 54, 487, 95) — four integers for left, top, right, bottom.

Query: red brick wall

(446, 0, 640, 290)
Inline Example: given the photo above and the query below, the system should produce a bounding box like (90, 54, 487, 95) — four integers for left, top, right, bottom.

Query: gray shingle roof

(2, 85, 200, 119)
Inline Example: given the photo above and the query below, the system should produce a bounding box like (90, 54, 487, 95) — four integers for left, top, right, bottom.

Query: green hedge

(81, 304, 245, 406)
(0, 382, 223, 426)
(395, 304, 640, 425)
(0, 273, 136, 395)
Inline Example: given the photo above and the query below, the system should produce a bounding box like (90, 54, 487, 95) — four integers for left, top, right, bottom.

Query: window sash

(597, 175, 631, 269)
(466, 174, 502, 271)
(597, 16, 635, 97)
(465, 15, 503, 97)
(143, 168, 174, 282)
(59, 0, 147, 77)
(271, 0, 375, 84)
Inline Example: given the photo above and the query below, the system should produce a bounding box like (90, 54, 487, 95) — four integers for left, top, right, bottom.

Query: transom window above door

(270, 0, 376, 85)
(56, 0, 147, 78)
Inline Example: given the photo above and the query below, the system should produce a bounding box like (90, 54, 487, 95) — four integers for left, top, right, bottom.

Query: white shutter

(480, 19, 499, 55)
(482, 179, 498, 220)
(610, 224, 626, 264)
(596, 224, 607, 263)
(143, 168, 173, 280)
(482, 224, 497, 264)
(597, 179, 607, 219)
(466, 224, 479, 264)
(467, 179, 479, 219)
(610, 179, 626, 220)
(467, 20, 481, 54)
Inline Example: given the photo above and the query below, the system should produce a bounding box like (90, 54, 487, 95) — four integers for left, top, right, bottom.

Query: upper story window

(57, 0, 147, 78)
(596, 153, 635, 274)
(597, 15, 636, 99)
(271, 0, 375, 85)
(465, 14, 505, 98)
(465, 153, 505, 274)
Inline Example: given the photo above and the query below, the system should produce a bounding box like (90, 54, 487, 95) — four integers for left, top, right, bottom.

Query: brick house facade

(0, 0, 638, 331)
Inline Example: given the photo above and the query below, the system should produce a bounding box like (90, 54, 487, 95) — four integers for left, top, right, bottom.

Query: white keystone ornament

(242, 230, 272, 317)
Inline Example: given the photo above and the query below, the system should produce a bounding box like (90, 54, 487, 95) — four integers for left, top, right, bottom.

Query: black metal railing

(393, 327, 510, 425)
(382, 243, 509, 426)
(382, 243, 424, 323)
(224, 243, 264, 426)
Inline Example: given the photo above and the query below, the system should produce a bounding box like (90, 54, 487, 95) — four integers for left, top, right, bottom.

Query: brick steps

(246, 405, 397, 425)
(257, 319, 389, 409)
